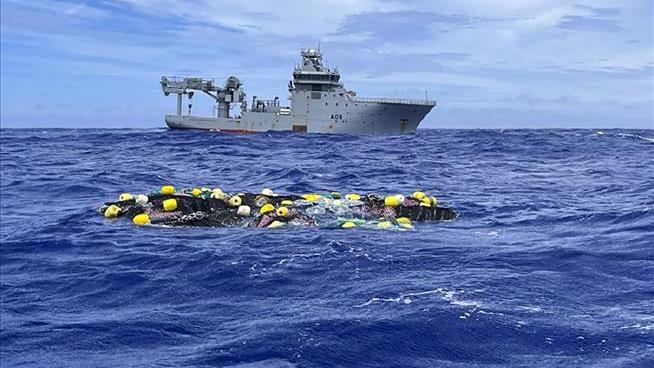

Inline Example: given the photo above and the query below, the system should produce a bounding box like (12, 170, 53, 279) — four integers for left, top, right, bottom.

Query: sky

(1, 0, 652, 129)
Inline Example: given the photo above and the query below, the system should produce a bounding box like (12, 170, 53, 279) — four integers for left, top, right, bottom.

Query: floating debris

(99, 186, 457, 229)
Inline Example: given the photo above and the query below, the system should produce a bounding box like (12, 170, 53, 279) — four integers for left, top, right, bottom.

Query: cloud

(557, 4, 622, 32)
(573, 4, 621, 17)
(334, 11, 469, 43)
(557, 15, 621, 32)
(332, 10, 529, 44)
(115, 0, 402, 39)
(1, 0, 652, 128)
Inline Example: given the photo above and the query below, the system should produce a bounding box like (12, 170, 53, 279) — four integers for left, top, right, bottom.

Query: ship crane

(160, 76, 246, 118)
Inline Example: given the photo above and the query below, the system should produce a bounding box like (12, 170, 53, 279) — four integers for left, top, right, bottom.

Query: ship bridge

(291, 48, 342, 87)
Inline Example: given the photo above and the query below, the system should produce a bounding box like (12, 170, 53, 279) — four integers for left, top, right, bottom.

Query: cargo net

(99, 187, 456, 229)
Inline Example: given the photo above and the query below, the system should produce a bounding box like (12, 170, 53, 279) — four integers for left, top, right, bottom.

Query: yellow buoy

(431, 196, 438, 207)
(341, 221, 356, 229)
(396, 217, 412, 225)
(259, 203, 275, 214)
(229, 196, 242, 207)
(237, 205, 251, 216)
(302, 193, 322, 201)
(412, 191, 426, 200)
(377, 221, 392, 229)
(162, 198, 178, 212)
(211, 189, 225, 200)
(104, 205, 121, 218)
(396, 217, 413, 229)
(119, 193, 133, 201)
(160, 185, 175, 195)
(132, 213, 150, 225)
(192, 188, 202, 197)
(384, 195, 400, 207)
(420, 197, 432, 207)
(276, 206, 290, 217)
(345, 193, 361, 201)
(281, 199, 293, 206)
(268, 220, 285, 228)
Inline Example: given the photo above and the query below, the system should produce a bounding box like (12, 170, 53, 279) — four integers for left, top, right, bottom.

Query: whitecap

(516, 305, 542, 313)
(619, 323, 654, 331)
(617, 133, 654, 143)
(356, 287, 482, 310)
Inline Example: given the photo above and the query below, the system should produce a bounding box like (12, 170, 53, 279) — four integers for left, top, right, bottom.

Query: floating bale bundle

(99, 186, 457, 229)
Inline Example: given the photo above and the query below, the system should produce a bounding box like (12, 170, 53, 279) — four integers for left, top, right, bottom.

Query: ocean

(1, 128, 653, 367)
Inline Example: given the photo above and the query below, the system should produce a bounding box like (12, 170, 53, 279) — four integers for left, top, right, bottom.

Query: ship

(160, 48, 436, 134)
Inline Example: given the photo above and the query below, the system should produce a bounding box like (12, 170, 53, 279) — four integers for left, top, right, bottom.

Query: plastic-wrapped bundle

(99, 187, 456, 229)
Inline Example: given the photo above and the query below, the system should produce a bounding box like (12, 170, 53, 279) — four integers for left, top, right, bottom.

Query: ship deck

(353, 97, 437, 106)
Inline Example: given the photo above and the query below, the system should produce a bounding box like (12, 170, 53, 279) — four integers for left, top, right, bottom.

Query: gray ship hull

(166, 101, 434, 134)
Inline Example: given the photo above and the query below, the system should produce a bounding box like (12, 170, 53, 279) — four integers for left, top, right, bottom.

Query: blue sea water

(1, 128, 653, 367)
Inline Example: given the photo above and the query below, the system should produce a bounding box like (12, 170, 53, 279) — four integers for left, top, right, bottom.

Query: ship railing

(161, 76, 222, 93)
(353, 97, 437, 106)
(161, 76, 217, 89)
(162, 76, 216, 84)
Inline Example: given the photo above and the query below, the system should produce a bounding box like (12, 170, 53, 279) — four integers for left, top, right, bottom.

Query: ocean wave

(1, 128, 653, 367)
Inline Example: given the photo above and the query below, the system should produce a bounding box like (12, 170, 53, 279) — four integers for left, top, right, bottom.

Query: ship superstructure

(161, 48, 436, 134)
